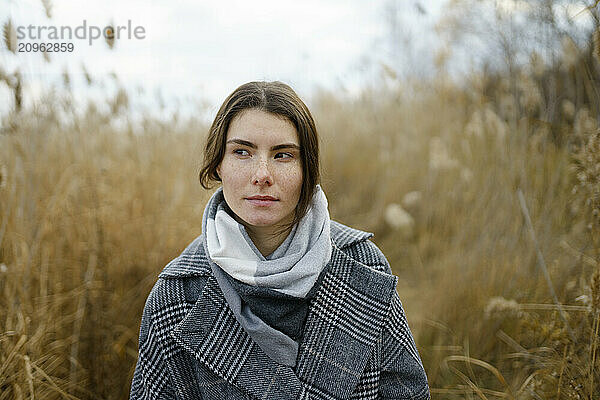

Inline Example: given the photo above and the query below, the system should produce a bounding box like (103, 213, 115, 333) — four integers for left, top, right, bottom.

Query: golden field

(2, 8, 600, 400)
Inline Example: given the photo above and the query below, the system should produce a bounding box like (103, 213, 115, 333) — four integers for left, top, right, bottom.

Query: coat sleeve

(379, 291, 430, 399)
(130, 282, 179, 400)
(359, 240, 430, 399)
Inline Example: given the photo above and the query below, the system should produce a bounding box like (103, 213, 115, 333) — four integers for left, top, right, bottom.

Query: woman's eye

(274, 152, 293, 159)
(233, 149, 250, 156)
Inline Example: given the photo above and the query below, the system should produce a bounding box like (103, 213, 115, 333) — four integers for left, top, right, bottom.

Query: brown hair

(199, 81, 321, 233)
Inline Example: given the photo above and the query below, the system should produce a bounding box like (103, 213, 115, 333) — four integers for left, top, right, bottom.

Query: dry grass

(0, 102, 209, 398)
(1, 20, 600, 400)
(313, 70, 599, 398)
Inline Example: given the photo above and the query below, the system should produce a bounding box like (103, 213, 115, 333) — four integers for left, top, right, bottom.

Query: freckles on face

(217, 109, 303, 228)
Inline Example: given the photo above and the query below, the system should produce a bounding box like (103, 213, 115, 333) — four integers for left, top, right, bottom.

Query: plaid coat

(130, 220, 430, 400)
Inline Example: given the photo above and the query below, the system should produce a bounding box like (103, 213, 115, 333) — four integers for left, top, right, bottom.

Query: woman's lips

(245, 196, 278, 207)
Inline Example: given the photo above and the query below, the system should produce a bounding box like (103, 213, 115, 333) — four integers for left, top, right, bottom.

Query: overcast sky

(1, 0, 446, 117)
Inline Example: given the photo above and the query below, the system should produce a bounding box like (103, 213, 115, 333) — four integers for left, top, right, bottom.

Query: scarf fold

(201, 185, 332, 367)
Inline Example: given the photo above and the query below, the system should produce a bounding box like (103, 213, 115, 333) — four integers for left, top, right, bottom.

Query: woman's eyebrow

(226, 138, 300, 151)
(271, 143, 300, 151)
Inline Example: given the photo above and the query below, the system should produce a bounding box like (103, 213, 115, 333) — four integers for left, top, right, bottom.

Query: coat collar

(162, 221, 396, 399)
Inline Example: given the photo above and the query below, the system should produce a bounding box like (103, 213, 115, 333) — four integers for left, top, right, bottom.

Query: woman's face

(217, 109, 303, 229)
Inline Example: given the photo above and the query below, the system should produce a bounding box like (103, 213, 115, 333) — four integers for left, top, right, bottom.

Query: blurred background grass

(1, 1, 600, 399)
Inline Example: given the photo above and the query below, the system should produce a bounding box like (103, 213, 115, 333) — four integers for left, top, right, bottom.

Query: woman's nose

(252, 159, 272, 185)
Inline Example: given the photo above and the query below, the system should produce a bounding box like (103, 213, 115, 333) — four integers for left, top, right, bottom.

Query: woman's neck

(245, 224, 292, 257)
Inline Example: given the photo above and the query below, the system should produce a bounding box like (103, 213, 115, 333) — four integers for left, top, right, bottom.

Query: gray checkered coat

(130, 220, 430, 400)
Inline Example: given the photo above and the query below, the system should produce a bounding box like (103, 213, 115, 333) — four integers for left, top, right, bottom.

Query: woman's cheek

(280, 165, 303, 191)
(221, 159, 241, 180)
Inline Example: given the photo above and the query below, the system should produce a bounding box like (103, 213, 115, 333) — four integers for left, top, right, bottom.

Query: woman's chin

(243, 218, 280, 228)
(239, 212, 290, 230)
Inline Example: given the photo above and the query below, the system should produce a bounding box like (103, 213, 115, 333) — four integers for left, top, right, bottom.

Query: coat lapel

(164, 222, 397, 399)
(294, 243, 397, 398)
(171, 272, 306, 400)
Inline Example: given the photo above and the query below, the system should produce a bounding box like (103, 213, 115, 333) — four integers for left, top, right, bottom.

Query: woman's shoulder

(143, 234, 211, 311)
(158, 234, 211, 279)
(329, 219, 373, 247)
(139, 236, 209, 328)
(330, 220, 392, 275)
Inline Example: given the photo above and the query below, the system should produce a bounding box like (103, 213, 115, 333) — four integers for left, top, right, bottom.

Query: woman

(130, 81, 430, 400)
